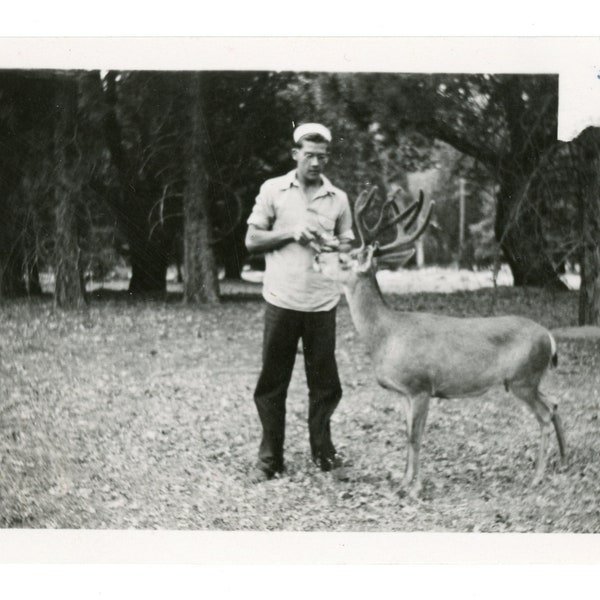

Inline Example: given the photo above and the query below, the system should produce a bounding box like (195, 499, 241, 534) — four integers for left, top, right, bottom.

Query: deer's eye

(338, 255, 352, 269)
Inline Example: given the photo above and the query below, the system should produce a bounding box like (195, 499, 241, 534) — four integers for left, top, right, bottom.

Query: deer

(313, 187, 566, 498)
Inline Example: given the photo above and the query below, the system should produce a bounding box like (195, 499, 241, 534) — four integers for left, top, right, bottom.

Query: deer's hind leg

(510, 384, 555, 487)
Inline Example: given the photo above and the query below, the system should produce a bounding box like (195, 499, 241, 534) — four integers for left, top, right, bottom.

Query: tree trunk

(579, 246, 600, 325)
(0, 249, 27, 298)
(23, 217, 43, 295)
(495, 171, 568, 290)
(0, 210, 42, 298)
(27, 260, 43, 295)
(128, 237, 170, 294)
(575, 128, 600, 325)
(126, 200, 170, 295)
(218, 230, 246, 280)
(493, 76, 567, 290)
(183, 73, 220, 304)
(97, 71, 175, 296)
(53, 77, 86, 309)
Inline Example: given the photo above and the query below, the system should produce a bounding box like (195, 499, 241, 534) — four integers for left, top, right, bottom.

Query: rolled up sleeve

(247, 182, 275, 230)
(336, 192, 355, 241)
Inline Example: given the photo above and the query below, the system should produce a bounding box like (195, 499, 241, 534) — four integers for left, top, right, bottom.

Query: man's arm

(245, 224, 320, 254)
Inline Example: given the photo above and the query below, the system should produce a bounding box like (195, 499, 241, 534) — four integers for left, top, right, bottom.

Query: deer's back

(370, 312, 553, 398)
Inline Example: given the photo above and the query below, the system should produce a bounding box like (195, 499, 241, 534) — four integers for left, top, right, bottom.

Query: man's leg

(254, 303, 301, 477)
(302, 308, 343, 470)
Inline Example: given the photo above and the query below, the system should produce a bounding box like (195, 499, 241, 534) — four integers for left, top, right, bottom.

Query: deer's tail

(549, 332, 558, 368)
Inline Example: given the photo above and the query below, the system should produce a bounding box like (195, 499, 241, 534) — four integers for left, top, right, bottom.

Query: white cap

(293, 123, 332, 143)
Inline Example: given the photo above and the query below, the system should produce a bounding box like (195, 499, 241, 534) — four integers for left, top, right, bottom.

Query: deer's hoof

(530, 473, 544, 488)
(395, 481, 422, 500)
(407, 484, 422, 500)
(395, 486, 408, 499)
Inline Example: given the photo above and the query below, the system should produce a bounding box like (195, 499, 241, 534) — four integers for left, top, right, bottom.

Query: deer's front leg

(400, 393, 430, 498)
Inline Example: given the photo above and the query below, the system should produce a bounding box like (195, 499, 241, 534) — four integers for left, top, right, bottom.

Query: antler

(354, 187, 379, 251)
(377, 190, 434, 255)
(354, 187, 434, 258)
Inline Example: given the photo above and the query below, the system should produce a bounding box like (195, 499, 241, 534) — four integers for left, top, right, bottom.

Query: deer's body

(346, 271, 554, 399)
(315, 188, 566, 497)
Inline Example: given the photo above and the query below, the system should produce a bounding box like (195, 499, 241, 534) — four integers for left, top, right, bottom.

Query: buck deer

(314, 187, 566, 497)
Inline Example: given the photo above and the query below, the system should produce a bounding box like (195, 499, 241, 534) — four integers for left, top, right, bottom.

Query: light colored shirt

(247, 169, 354, 312)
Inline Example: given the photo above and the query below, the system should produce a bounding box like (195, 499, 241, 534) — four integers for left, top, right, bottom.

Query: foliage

(0, 70, 584, 296)
(468, 193, 498, 268)
(0, 71, 112, 298)
(525, 129, 600, 270)
(276, 73, 438, 199)
(1, 287, 599, 531)
(315, 73, 563, 286)
(0, 71, 57, 295)
(406, 142, 499, 267)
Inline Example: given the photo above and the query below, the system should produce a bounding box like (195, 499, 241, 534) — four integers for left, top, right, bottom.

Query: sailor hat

(293, 123, 332, 143)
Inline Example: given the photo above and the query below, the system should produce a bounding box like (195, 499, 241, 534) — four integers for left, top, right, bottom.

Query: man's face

(292, 140, 329, 184)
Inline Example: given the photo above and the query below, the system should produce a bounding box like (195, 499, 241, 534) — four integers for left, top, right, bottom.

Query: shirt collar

(280, 169, 335, 195)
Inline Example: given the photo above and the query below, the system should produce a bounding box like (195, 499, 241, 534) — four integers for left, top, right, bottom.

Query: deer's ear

(356, 245, 376, 273)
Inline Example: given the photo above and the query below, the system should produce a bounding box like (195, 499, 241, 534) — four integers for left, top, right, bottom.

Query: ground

(1, 268, 599, 531)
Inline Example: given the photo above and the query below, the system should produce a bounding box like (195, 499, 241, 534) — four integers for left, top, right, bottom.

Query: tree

(491, 76, 565, 289)
(526, 126, 600, 325)
(573, 128, 600, 325)
(199, 71, 299, 279)
(2, 70, 572, 297)
(96, 71, 184, 295)
(320, 73, 566, 289)
(0, 71, 56, 298)
(401, 142, 496, 268)
(277, 73, 394, 200)
(53, 75, 86, 308)
(182, 73, 219, 304)
(571, 131, 600, 324)
(93, 70, 287, 288)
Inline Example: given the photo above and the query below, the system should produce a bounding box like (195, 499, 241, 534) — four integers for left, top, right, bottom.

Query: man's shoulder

(326, 184, 350, 206)
(260, 172, 294, 193)
(321, 175, 347, 199)
(330, 182, 348, 199)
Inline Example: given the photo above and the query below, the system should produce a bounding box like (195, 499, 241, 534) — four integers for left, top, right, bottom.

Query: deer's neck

(343, 271, 390, 344)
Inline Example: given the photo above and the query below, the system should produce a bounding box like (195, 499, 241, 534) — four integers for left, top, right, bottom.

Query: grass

(0, 283, 599, 531)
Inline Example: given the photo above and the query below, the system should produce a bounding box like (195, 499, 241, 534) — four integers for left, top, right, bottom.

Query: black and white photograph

(0, 36, 599, 584)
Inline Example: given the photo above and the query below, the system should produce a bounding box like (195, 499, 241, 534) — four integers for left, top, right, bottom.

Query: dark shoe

(316, 454, 351, 481)
(250, 465, 284, 483)
(250, 468, 275, 484)
(315, 454, 344, 472)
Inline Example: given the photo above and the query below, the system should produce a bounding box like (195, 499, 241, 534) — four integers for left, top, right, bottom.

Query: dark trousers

(254, 302, 342, 474)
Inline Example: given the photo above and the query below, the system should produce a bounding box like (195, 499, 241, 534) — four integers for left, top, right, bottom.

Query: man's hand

(317, 233, 340, 252)
(292, 224, 319, 246)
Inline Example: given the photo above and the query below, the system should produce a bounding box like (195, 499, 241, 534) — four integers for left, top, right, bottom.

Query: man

(245, 123, 354, 482)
